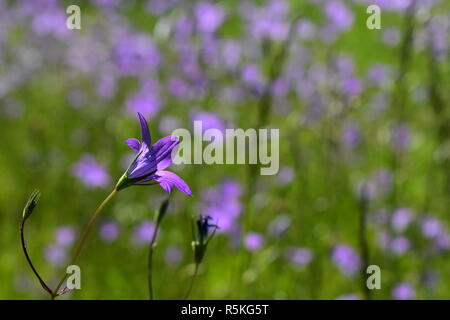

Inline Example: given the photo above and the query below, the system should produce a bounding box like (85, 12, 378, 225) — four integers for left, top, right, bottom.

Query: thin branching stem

(20, 219, 53, 296)
(148, 221, 161, 300)
(183, 263, 199, 300)
(51, 188, 118, 298)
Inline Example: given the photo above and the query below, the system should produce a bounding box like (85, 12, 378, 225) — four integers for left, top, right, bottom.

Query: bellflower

(116, 113, 192, 196)
(192, 215, 218, 264)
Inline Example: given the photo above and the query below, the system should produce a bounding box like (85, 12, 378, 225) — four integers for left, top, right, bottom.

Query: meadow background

(1, 0, 450, 300)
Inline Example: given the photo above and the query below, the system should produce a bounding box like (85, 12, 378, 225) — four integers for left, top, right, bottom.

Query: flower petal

(137, 112, 152, 146)
(152, 136, 180, 170)
(125, 138, 141, 153)
(154, 170, 192, 196)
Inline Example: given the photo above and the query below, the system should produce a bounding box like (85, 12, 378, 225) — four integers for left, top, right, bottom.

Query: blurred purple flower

(331, 244, 361, 277)
(132, 220, 156, 245)
(277, 166, 295, 185)
(296, 19, 316, 40)
(158, 116, 182, 135)
(325, 1, 354, 31)
(96, 75, 117, 99)
(126, 79, 161, 118)
(392, 282, 415, 300)
(391, 124, 411, 152)
(99, 220, 120, 242)
(427, 16, 449, 60)
(390, 236, 410, 256)
(191, 110, 226, 133)
(285, 247, 314, 267)
(147, 0, 180, 15)
(367, 64, 391, 86)
(382, 28, 401, 46)
(114, 34, 160, 76)
(194, 2, 225, 33)
(119, 113, 192, 196)
(267, 214, 291, 238)
(32, 9, 69, 39)
(168, 77, 189, 99)
(342, 77, 362, 96)
(391, 208, 413, 232)
(244, 232, 264, 251)
(55, 226, 76, 248)
(341, 124, 361, 148)
(72, 154, 110, 188)
(372, 0, 412, 12)
(44, 245, 67, 267)
(221, 40, 241, 70)
(421, 217, 442, 239)
(436, 232, 450, 251)
(241, 64, 265, 94)
(200, 179, 242, 233)
(165, 245, 183, 265)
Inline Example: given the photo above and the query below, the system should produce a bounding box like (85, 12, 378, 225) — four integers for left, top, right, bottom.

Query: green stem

(51, 188, 118, 298)
(183, 263, 199, 300)
(20, 219, 53, 297)
(148, 221, 160, 300)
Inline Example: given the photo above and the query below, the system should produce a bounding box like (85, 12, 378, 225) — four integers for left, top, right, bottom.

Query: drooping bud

(192, 215, 217, 264)
(22, 190, 41, 220)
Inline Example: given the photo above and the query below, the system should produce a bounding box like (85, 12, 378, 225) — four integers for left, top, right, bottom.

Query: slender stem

(148, 221, 160, 300)
(51, 188, 118, 297)
(183, 263, 199, 300)
(20, 219, 53, 296)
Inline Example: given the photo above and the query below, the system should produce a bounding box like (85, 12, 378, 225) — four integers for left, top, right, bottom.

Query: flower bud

(22, 190, 41, 220)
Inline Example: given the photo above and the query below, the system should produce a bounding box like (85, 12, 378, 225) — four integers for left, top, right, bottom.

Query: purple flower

(200, 179, 242, 233)
(392, 282, 415, 300)
(55, 226, 76, 248)
(390, 236, 410, 255)
(436, 232, 450, 250)
(331, 244, 361, 277)
(325, 1, 354, 32)
(285, 247, 314, 267)
(382, 27, 401, 46)
(32, 9, 69, 39)
(168, 77, 189, 99)
(421, 217, 442, 239)
(125, 80, 161, 118)
(99, 220, 120, 242)
(367, 64, 391, 86)
(72, 154, 111, 188)
(341, 124, 361, 148)
(191, 111, 226, 132)
(132, 220, 156, 245)
(165, 246, 183, 265)
(113, 34, 160, 76)
(244, 232, 264, 251)
(194, 2, 225, 33)
(391, 208, 413, 232)
(44, 245, 67, 267)
(117, 113, 191, 196)
(267, 214, 291, 237)
(277, 166, 295, 185)
(372, 0, 413, 12)
(390, 124, 411, 152)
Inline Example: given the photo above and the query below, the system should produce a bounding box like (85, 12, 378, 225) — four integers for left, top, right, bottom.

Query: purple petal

(155, 170, 192, 196)
(137, 112, 152, 146)
(128, 155, 157, 179)
(152, 136, 180, 170)
(125, 138, 141, 152)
